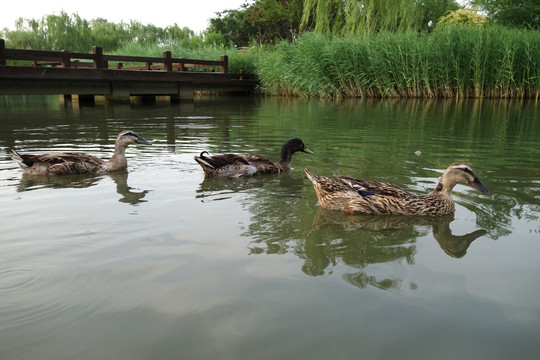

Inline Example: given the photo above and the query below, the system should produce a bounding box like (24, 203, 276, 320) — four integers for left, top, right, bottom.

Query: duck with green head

(195, 138, 313, 178)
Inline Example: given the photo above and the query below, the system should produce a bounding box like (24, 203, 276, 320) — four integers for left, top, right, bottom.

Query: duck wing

(335, 175, 411, 198)
(47, 153, 105, 174)
(13, 152, 105, 175)
(238, 154, 279, 174)
(345, 191, 453, 216)
(194, 153, 260, 177)
(344, 195, 416, 215)
(209, 154, 251, 168)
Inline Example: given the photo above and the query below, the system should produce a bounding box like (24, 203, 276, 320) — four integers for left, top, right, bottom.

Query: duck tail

(11, 150, 28, 169)
(304, 168, 319, 184)
(194, 151, 215, 170)
(305, 168, 331, 192)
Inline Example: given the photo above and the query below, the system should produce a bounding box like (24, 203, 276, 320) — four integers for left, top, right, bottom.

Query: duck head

(437, 162, 491, 195)
(116, 130, 152, 148)
(280, 138, 314, 160)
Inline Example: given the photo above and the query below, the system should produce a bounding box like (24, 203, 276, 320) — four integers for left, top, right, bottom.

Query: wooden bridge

(0, 39, 257, 105)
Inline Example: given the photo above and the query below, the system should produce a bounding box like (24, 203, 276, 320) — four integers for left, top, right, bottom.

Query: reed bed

(256, 26, 540, 99)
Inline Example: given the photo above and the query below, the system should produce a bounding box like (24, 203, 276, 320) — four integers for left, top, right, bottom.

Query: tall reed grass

(256, 26, 540, 99)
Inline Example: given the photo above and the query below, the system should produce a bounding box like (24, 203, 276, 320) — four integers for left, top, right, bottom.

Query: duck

(304, 162, 491, 216)
(194, 138, 313, 178)
(11, 130, 151, 175)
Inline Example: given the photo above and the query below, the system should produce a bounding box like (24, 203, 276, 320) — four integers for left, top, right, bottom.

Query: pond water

(1, 95, 539, 359)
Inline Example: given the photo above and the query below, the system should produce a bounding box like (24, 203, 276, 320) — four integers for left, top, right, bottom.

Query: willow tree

(301, 0, 422, 35)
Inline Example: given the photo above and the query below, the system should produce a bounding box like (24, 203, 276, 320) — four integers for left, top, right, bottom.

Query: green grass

(256, 26, 540, 99)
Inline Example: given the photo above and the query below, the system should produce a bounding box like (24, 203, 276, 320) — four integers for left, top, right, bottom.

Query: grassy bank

(256, 26, 540, 99)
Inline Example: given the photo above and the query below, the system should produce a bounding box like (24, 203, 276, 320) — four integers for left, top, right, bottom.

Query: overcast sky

(0, 0, 248, 33)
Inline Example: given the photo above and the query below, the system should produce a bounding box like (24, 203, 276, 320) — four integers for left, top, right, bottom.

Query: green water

(1, 95, 539, 359)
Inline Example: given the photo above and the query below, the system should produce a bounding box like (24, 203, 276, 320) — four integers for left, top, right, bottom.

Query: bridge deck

(0, 40, 258, 104)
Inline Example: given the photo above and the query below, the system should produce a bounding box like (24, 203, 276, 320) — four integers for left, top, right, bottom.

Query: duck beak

(469, 178, 491, 195)
(303, 148, 314, 154)
(136, 136, 151, 145)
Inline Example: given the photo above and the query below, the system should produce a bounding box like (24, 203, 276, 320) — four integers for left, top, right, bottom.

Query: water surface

(1, 95, 539, 359)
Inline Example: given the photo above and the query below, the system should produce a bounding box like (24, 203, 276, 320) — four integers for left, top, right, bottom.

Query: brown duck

(194, 138, 313, 178)
(305, 162, 491, 216)
(11, 130, 151, 175)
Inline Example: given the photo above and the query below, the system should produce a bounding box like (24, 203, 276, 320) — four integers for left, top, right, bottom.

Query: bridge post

(59, 94, 73, 107)
(105, 82, 130, 106)
(61, 50, 71, 68)
(171, 82, 194, 102)
(220, 55, 228, 73)
(0, 39, 5, 65)
(163, 51, 173, 72)
(93, 46, 105, 68)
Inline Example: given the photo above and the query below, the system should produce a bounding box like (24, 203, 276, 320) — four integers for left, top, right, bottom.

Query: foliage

(417, 0, 460, 30)
(471, 0, 540, 29)
(90, 19, 133, 50)
(256, 27, 540, 99)
(0, 11, 196, 52)
(0, 1, 464, 51)
(207, 8, 255, 47)
(436, 8, 487, 27)
(207, 0, 304, 46)
(300, 0, 461, 35)
(2, 12, 93, 52)
(247, 0, 304, 43)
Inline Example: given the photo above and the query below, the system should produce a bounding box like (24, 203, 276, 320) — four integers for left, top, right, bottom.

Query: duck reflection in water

(301, 208, 487, 290)
(310, 207, 487, 259)
(16, 172, 102, 192)
(195, 172, 306, 202)
(108, 171, 150, 205)
(16, 170, 149, 205)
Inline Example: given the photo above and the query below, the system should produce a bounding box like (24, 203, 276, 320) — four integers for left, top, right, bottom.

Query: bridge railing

(0, 39, 228, 73)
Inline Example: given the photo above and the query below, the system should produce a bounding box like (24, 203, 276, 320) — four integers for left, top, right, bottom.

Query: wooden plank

(3, 48, 94, 61)
(103, 54, 168, 63)
(71, 61, 94, 68)
(0, 65, 233, 82)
